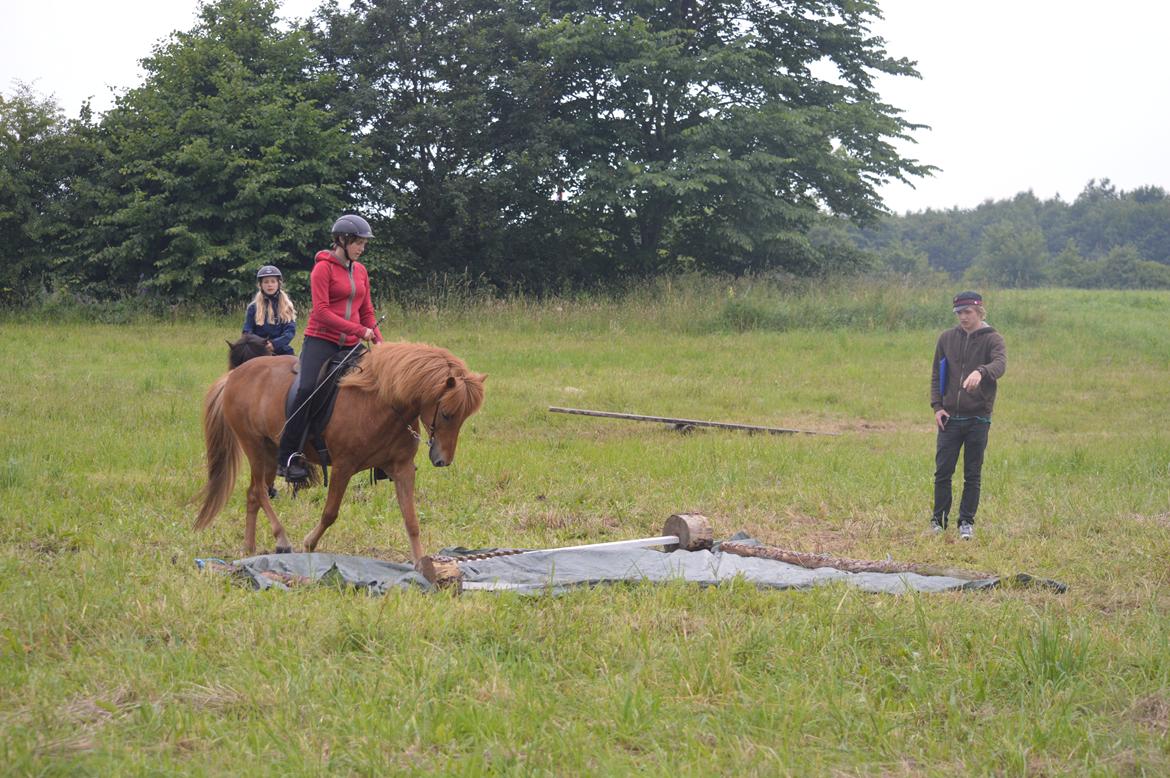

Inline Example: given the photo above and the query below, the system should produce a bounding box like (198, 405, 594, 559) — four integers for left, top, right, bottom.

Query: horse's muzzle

(428, 437, 449, 467)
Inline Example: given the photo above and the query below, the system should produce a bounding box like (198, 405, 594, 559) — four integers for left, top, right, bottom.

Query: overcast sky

(3, 0, 1167, 214)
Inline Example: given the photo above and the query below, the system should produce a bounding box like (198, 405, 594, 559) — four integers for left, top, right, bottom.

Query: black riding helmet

(256, 265, 283, 280)
(331, 214, 374, 240)
(331, 214, 373, 263)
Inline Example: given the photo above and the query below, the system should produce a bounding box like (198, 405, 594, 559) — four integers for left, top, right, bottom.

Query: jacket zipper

(340, 263, 356, 347)
(958, 329, 980, 414)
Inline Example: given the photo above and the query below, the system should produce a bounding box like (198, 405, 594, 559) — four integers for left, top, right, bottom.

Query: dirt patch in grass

(514, 509, 622, 539)
(176, 682, 268, 715)
(731, 509, 874, 557)
(17, 537, 80, 557)
(1128, 512, 1170, 528)
(58, 686, 140, 727)
(30, 686, 141, 756)
(1128, 693, 1170, 735)
(815, 418, 920, 435)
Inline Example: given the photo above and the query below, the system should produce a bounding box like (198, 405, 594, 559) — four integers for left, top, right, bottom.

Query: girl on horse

(242, 265, 297, 356)
(276, 214, 383, 483)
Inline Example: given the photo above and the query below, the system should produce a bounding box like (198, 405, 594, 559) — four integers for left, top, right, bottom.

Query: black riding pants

(277, 335, 343, 461)
(932, 417, 990, 526)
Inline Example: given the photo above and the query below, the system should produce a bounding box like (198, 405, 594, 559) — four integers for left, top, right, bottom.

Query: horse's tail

(195, 374, 240, 530)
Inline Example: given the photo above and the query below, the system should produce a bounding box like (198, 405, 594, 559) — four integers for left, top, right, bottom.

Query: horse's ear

(474, 372, 488, 383)
(225, 340, 233, 347)
(446, 376, 457, 389)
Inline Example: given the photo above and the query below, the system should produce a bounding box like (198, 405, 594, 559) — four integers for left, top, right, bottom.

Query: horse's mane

(341, 342, 485, 417)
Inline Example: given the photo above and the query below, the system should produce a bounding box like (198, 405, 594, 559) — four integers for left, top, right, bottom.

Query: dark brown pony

(195, 342, 486, 562)
(227, 333, 270, 368)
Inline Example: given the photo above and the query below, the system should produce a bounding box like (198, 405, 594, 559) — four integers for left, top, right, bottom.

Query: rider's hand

(362, 328, 374, 342)
(265, 340, 275, 354)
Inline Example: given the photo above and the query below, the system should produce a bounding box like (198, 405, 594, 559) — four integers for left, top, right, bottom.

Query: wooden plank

(547, 406, 837, 436)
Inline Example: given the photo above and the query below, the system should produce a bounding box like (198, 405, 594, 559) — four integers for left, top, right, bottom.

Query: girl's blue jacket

(242, 302, 296, 355)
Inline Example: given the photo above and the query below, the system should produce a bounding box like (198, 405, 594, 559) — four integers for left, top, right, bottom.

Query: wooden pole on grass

(548, 406, 837, 436)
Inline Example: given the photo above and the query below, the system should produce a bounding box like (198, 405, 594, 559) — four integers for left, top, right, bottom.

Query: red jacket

(302, 250, 383, 347)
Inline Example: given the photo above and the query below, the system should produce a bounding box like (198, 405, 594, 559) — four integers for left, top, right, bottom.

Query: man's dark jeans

(932, 417, 990, 527)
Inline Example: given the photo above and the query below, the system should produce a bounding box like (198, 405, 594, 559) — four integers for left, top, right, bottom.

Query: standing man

(930, 291, 1007, 540)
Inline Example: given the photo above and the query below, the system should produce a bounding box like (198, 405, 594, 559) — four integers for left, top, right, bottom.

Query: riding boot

(276, 414, 310, 483)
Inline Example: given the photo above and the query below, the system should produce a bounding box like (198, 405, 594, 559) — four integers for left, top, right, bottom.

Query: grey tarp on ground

(211, 535, 1003, 595)
(223, 552, 432, 595)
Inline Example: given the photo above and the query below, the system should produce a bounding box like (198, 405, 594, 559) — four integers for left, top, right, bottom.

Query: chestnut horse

(195, 342, 486, 562)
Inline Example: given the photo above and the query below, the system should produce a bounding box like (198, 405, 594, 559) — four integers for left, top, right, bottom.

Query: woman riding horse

(277, 214, 382, 484)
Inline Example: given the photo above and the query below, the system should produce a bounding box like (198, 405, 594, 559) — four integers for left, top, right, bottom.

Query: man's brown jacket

(930, 324, 1007, 416)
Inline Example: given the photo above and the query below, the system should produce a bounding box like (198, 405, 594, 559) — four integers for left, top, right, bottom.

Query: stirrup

(277, 452, 309, 482)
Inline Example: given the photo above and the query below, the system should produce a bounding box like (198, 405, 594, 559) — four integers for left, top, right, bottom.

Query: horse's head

(421, 371, 487, 467)
(343, 342, 488, 467)
(227, 333, 270, 369)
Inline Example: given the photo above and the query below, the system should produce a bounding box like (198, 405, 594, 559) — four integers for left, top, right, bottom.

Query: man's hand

(935, 409, 950, 430)
(962, 369, 983, 392)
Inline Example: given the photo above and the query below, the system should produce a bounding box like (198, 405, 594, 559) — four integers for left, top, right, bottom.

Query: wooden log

(663, 513, 714, 552)
(548, 406, 836, 436)
(720, 541, 994, 581)
(418, 556, 464, 592)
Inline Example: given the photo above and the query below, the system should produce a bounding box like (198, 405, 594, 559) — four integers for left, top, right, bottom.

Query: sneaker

(959, 523, 973, 541)
(930, 519, 944, 534)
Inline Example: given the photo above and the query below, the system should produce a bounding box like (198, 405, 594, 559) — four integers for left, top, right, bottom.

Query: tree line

(1, 0, 926, 306)
(3, 0, 1166, 309)
(851, 180, 1170, 289)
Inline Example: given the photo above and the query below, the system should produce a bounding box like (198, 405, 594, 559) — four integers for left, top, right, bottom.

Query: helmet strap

(335, 236, 354, 265)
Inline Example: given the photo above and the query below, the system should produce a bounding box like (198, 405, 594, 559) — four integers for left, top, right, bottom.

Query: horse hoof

(275, 545, 292, 554)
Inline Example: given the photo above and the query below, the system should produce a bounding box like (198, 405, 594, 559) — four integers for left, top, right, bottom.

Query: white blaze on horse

(195, 341, 486, 563)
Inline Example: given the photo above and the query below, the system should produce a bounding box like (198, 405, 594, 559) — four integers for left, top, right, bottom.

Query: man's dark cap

(952, 291, 983, 312)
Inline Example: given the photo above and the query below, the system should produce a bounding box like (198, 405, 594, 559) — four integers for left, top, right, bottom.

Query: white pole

(514, 534, 682, 555)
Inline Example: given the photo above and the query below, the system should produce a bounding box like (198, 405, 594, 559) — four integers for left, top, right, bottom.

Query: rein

(277, 315, 386, 440)
(389, 381, 452, 446)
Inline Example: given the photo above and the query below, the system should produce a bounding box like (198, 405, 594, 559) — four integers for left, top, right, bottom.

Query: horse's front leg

(302, 468, 355, 552)
(390, 464, 425, 565)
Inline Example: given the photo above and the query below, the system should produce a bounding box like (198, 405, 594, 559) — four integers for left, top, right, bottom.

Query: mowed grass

(1, 282, 1168, 775)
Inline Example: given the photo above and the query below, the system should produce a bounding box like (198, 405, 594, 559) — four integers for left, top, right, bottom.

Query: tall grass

(1, 280, 1168, 774)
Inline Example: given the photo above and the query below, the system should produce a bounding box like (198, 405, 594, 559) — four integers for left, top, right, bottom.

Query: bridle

(390, 380, 454, 452)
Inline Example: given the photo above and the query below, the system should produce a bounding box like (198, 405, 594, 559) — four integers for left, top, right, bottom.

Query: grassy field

(2, 281, 1168, 775)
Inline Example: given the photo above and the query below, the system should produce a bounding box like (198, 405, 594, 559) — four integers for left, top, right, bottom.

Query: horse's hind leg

(243, 445, 292, 554)
(302, 468, 354, 552)
(248, 471, 293, 553)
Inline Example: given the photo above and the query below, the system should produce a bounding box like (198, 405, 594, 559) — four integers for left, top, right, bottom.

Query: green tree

(0, 85, 79, 301)
(316, 0, 586, 290)
(965, 223, 1048, 288)
(1090, 244, 1170, 289)
(877, 239, 929, 275)
(1047, 239, 1090, 287)
(319, 0, 929, 288)
(541, 0, 932, 276)
(75, 0, 356, 303)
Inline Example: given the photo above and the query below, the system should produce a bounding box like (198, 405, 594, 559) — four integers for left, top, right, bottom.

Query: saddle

(284, 349, 366, 475)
